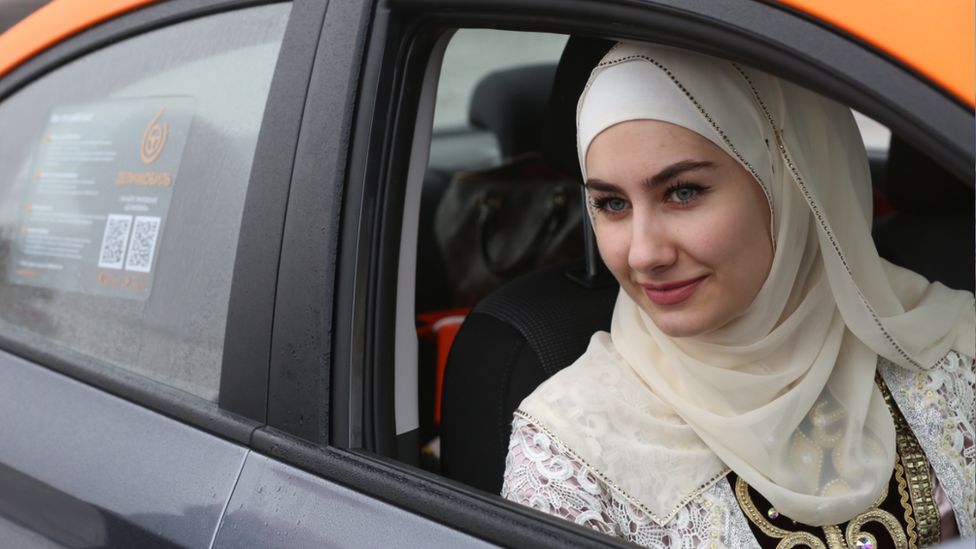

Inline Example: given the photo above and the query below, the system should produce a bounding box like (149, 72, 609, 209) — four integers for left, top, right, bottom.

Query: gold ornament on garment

(733, 375, 941, 549)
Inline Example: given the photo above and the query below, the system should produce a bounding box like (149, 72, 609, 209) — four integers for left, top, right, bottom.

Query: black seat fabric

(468, 64, 559, 159)
(440, 259, 618, 494)
(872, 135, 975, 292)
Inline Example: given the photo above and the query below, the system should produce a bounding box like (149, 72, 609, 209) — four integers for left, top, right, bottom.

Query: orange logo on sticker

(141, 107, 168, 163)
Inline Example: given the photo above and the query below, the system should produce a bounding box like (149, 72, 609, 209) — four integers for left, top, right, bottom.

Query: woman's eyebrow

(584, 179, 625, 193)
(640, 160, 717, 191)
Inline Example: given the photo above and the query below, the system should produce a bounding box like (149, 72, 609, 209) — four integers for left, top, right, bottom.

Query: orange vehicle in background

(5, 0, 972, 104)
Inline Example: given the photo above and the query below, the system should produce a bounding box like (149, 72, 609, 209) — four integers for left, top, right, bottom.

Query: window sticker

(7, 97, 195, 300)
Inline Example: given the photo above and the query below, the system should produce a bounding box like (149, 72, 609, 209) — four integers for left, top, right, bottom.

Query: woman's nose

(628, 213, 677, 273)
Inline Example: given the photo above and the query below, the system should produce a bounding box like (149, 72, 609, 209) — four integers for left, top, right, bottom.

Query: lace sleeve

(881, 351, 976, 536)
(501, 416, 761, 549)
(501, 415, 619, 536)
(933, 352, 976, 531)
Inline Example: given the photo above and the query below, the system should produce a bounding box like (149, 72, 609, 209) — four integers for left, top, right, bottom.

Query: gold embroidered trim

(732, 374, 939, 549)
(847, 507, 908, 549)
(777, 532, 827, 549)
(734, 477, 792, 538)
(736, 476, 904, 549)
(893, 453, 919, 549)
(513, 408, 730, 526)
(822, 525, 846, 549)
(735, 477, 828, 548)
(878, 374, 941, 546)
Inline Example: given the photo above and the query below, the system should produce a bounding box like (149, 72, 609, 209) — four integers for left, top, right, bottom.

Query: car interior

(399, 29, 976, 496)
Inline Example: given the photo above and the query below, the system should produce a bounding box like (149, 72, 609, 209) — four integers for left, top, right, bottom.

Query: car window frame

(219, 0, 331, 428)
(0, 0, 318, 445)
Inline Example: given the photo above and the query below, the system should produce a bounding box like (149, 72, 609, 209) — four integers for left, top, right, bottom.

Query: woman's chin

(636, 297, 727, 339)
(649, 316, 714, 338)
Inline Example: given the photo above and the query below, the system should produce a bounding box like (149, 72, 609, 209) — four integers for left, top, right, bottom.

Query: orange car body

(1, 0, 974, 107)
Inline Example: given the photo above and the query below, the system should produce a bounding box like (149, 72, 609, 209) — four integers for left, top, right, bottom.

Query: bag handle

(475, 185, 568, 276)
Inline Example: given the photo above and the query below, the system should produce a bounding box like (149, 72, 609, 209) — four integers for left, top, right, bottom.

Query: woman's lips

(641, 276, 707, 306)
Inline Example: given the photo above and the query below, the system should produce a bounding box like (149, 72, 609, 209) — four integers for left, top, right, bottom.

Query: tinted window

(0, 4, 292, 401)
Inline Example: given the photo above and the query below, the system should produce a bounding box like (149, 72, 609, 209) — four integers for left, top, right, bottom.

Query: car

(0, 0, 971, 547)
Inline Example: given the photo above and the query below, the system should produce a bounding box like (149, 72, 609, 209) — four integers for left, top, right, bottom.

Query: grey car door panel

(213, 451, 501, 548)
(0, 349, 247, 548)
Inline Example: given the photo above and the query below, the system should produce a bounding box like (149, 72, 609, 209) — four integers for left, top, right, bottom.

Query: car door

(0, 1, 297, 547)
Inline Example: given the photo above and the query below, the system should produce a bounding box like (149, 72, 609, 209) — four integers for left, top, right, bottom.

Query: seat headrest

(468, 64, 558, 159)
(541, 37, 616, 182)
(885, 135, 973, 215)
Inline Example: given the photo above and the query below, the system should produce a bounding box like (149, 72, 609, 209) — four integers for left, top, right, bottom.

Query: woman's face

(586, 119, 773, 338)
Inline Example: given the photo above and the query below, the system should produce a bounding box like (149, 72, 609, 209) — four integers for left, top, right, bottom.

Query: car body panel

(0, 520, 65, 549)
(0, 348, 248, 548)
(2, 0, 973, 107)
(212, 452, 502, 548)
(771, 0, 975, 107)
(0, 0, 165, 81)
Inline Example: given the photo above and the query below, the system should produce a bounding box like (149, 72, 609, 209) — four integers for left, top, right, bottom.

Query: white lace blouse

(501, 353, 976, 548)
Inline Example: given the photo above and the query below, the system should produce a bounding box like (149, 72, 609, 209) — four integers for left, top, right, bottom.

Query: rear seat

(414, 63, 563, 451)
(415, 63, 559, 316)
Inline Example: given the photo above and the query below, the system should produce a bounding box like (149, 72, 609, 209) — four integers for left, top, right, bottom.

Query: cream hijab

(518, 42, 975, 527)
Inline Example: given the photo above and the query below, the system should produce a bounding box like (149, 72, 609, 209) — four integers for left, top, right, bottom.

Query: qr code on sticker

(97, 214, 133, 269)
(124, 216, 161, 273)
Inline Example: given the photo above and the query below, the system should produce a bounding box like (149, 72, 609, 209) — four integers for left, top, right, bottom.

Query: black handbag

(434, 154, 584, 307)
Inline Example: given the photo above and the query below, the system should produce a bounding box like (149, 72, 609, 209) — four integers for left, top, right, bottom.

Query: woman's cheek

(595, 220, 632, 280)
(701, 197, 773, 285)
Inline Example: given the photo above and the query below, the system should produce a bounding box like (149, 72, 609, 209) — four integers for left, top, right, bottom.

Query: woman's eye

(606, 198, 627, 212)
(670, 186, 697, 202)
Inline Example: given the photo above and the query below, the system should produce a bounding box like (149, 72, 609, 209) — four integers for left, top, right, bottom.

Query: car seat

(439, 258, 618, 493)
(414, 61, 572, 449)
(416, 64, 560, 316)
(439, 37, 617, 494)
(468, 64, 559, 160)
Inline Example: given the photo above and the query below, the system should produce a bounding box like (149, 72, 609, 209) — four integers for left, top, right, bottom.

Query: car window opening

(401, 28, 974, 501)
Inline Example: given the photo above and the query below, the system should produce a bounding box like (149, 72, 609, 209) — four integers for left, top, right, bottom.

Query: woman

(501, 42, 975, 548)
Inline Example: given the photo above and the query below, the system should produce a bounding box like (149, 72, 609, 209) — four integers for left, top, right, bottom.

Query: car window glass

(433, 29, 568, 131)
(0, 4, 292, 401)
(428, 30, 568, 173)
